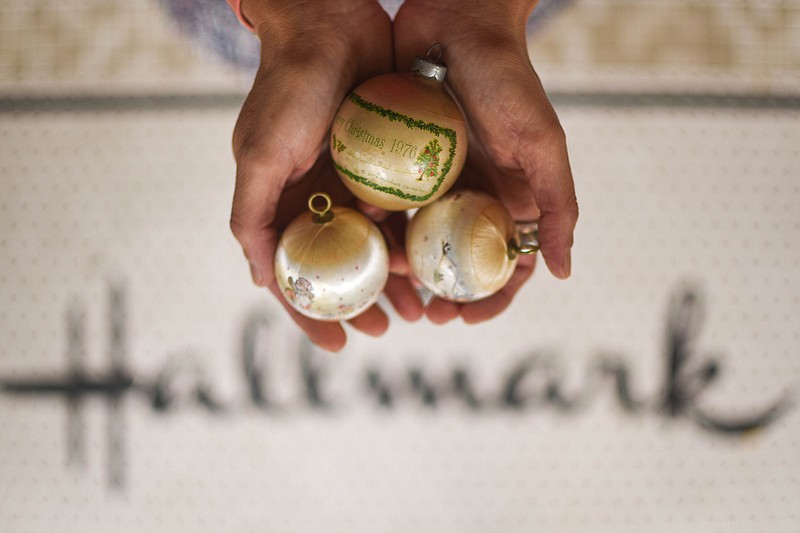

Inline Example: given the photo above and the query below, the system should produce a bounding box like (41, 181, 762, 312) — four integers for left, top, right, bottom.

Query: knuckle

(229, 221, 260, 263)
(569, 205, 580, 226)
(229, 210, 261, 250)
(565, 194, 580, 227)
(233, 133, 296, 186)
(513, 113, 567, 164)
(228, 215, 250, 243)
(559, 179, 579, 212)
(548, 121, 567, 145)
(233, 137, 271, 172)
(536, 115, 566, 146)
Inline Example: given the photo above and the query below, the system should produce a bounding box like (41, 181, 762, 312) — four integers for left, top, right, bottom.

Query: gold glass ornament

(330, 44, 468, 211)
(274, 193, 389, 321)
(406, 190, 539, 302)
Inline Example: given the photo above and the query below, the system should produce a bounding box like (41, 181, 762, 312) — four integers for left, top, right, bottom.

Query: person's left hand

(393, 0, 579, 324)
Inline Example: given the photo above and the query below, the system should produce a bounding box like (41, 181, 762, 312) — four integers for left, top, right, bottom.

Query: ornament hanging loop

(507, 220, 540, 259)
(412, 43, 448, 82)
(308, 192, 334, 224)
(426, 42, 444, 63)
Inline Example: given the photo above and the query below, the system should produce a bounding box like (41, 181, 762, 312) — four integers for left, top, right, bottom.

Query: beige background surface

(1, 1, 798, 532)
(1, 0, 799, 94)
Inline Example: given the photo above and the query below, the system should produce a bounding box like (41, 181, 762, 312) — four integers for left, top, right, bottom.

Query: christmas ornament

(406, 190, 539, 302)
(274, 192, 389, 321)
(330, 43, 468, 211)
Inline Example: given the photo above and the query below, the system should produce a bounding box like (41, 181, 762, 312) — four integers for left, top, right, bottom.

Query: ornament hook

(308, 192, 334, 224)
(426, 42, 444, 64)
(412, 43, 448, 81)
(507, 220, 539, 259)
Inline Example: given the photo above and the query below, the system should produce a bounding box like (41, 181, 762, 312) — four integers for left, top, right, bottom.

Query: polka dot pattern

(0, 103, 798, 532)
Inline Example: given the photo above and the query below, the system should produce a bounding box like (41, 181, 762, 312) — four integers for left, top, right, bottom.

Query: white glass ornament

(330, 44, 468, 211)
(274, 193, 389, 321)
(406, 190, 538, 302)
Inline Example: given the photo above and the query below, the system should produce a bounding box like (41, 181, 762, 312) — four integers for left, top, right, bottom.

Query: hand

(393, 0, 579, 324)
(230, 0, 422, 351)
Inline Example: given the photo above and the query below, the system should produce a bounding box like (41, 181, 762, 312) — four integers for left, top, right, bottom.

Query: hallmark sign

(0, 282, 791, 489)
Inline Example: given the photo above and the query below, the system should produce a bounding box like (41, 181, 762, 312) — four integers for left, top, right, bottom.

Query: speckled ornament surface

(330, 47, 468, 211)
(274, 193, 389, 321)
(407, 190, 525, 302)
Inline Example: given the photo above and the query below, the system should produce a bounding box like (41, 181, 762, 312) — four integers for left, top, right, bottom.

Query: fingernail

(249, 261, 264, 286)
(560, 251, 572, 279)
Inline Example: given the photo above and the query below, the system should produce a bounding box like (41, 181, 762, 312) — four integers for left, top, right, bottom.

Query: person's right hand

(229, 0, 421, 351)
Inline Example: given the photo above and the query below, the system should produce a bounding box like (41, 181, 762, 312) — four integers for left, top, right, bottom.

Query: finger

(346, 304, 389, 337)
(229, 82, 298, 287)
(357, 199, 391, 223)
(230, 59, 341, 287)
(377, 212, 422, 320)
(455, 49, 578, 280)
(379, 212, 412, 276)
(389, 249, 411, 277)
(384, 274, 424, 322)
(518, 123, 578, 280)
(461, 253, 536, 324)
(268, 283, 347, 352)
(477, 161, 540, 222)
(230, 160, 286, 287)
(452, 72, 577, 280)
(425, 297, 461, 324)
(503, 72, 577, 280)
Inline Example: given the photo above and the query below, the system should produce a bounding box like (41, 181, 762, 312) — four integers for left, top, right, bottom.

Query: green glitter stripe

(337, 92, 458, 202)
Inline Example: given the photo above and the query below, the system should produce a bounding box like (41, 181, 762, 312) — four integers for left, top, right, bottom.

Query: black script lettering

(300, 337, 332, 409)
(241, 310, 276, 409)
(241, 310, 333, 410)
(1, 280, 794, 492)
(365, 369, 394, 408)
(595, 356, 647, 413)
(150, 351, 225, 413)
(452, 368, 482, 411)
(364, 366, 487, 410)
(409, 368, 439, 407)
(661, 288, 790, 434)
(501, 353, 585, 411)
(0, 285, 134, 488)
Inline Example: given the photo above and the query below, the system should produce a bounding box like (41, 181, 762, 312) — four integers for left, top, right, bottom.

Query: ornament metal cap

(507, 220, 540, 259)
(411, 43, 447, 82)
